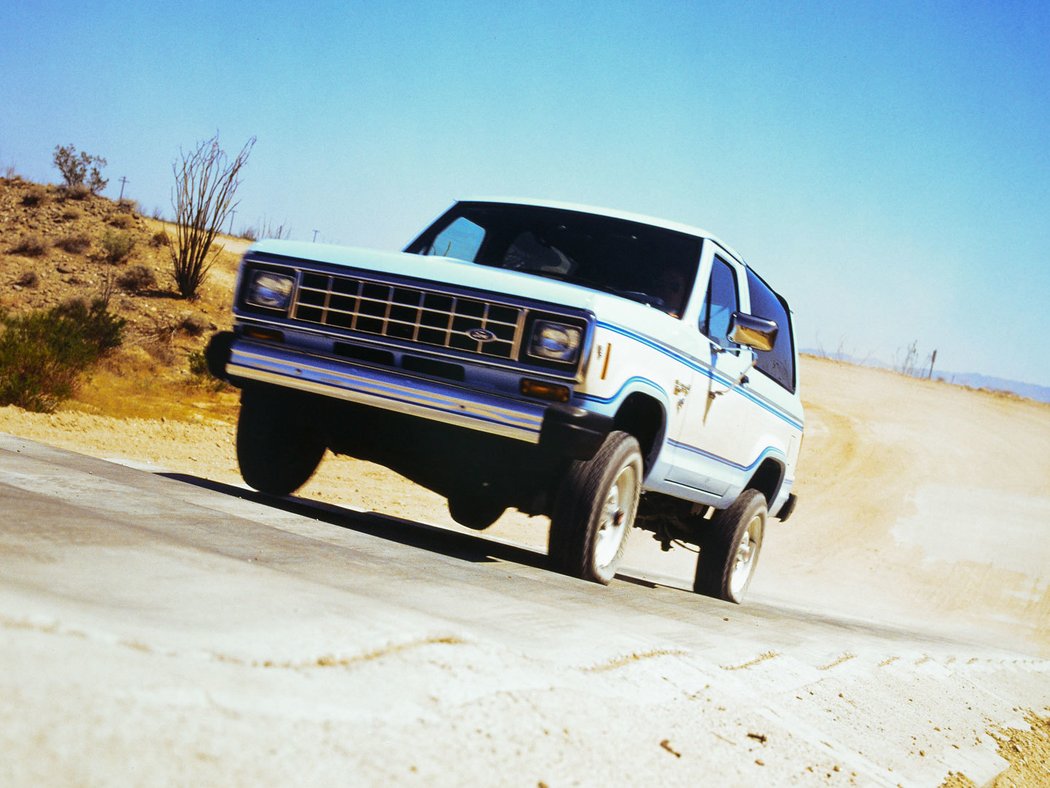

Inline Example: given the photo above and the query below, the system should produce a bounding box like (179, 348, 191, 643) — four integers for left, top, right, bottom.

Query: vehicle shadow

(158, 472, 551, 571)
(153, 476, 940, 644)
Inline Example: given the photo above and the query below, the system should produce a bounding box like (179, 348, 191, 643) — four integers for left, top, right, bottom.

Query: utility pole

(312, 229, 319, 243)
(228, 209, 237, 236)
(927, 349, 938, 380)
(117, 176, 128, 201)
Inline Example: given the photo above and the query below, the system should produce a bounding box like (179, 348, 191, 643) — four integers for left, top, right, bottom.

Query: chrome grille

(292, 272, 524, 360)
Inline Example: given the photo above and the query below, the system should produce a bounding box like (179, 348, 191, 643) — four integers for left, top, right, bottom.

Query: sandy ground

(2, 356, 1049, 784)
(3, 357, 1047, 655)
(758, 359, 1050, 656)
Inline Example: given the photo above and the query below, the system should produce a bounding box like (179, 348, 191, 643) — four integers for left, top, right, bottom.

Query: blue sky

(2, 1, 1048, 387)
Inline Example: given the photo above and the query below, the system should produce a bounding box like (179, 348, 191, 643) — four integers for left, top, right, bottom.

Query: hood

(247, 239, 682, 329)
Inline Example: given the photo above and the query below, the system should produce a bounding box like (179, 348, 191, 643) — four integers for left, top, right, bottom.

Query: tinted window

(426, 216, 485, 261)
(698, 257, 738, 347)
(745, 267, 795, 392)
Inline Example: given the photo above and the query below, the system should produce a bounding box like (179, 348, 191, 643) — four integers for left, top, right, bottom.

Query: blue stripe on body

(666, 440, 786, 473)
(594, 321, 803, 430)
(575, 371, 787, 476)
(576, 375, 667, 405)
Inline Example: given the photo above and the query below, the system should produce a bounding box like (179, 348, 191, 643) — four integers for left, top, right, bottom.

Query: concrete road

(1, 433, 1048, 785)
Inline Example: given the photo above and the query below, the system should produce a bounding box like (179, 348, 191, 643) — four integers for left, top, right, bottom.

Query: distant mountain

(931, 371, 1050, 404)
(800, 350, 1050, 404)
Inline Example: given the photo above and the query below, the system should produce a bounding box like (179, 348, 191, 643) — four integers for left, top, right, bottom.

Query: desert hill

(0, 175, 245, 420)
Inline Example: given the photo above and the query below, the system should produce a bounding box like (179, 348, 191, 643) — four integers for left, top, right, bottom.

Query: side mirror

(728, 312, 778, 352)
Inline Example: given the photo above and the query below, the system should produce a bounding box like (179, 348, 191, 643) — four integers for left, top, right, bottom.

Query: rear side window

(745, 268, 795, 392)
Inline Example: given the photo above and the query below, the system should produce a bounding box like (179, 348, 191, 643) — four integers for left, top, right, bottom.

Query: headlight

(528, 320, 582, 363)
(246, 270, 295, 310)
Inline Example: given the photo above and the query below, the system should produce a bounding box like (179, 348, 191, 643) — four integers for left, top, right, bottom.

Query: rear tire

(693, 489, 766, 604)
(548, 431, 642, 584)
(236, 386, 326, 496)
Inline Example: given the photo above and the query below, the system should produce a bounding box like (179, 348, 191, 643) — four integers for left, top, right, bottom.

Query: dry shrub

(179, 312, 210, 336)
(52, 144, 107, 195)
(10, 234, 48, 257)
(141, 314, 179, 364)
(63, 183, 91, 201)
(117, 264, 156, 293)
(100, 230, 135, 264)
(21, 185, 49, 207)
(60, 206, 82, 222)
(187, 347, 229, 391)
(15, 271, 40, 288)
(109, 213, 134, 229)
(117, 199, 138, 214)
(150, 230, 170, 248)
(170, 133, 255, 298)
(55, 233, 92, 254)
(0, 298, 125, 412)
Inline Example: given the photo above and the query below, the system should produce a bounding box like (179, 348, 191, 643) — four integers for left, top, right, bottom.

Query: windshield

(405, 202, 701, 318)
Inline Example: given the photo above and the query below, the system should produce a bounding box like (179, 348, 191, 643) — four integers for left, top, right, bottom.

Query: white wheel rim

(728, 513, 763, 599)
(593, 461, 638, 569)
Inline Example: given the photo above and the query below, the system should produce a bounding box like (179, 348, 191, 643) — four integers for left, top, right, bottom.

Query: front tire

(548, 431, 642, 584)
(236, 386, 326, 496)
(693, 489, 766, 603)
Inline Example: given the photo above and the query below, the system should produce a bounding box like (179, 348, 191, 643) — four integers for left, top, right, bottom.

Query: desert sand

(2, 356, 1049, 785)
(3, 356, 1048, 654)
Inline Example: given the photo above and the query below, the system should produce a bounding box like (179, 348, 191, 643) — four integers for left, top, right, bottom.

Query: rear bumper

(210, 334, 611, 459)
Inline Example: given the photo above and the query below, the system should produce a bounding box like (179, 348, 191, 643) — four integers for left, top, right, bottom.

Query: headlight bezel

(244, 268, 296, 312)
(523, 313, 588, 369)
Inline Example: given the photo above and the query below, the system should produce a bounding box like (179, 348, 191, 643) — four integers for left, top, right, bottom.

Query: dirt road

(1, 356, 1049, 784)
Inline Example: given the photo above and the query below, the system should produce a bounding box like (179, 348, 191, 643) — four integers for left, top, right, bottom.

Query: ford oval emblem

(467, 327, 498, 343)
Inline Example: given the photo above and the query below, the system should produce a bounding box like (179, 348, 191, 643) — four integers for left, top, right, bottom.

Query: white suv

(207, 199, 803, 603)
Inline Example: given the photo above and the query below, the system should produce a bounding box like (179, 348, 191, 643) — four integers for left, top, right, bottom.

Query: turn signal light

(520, 379, 570, 403)
(243, 327, 284, 343)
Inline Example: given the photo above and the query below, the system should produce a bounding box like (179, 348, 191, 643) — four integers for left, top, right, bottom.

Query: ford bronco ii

(207, 199, 803, 603)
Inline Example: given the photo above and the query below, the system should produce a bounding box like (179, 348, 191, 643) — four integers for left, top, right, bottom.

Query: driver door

(665, 248, 755, 498)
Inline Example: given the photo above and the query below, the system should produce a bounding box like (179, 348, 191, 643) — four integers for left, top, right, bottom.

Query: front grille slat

(291, 272, 524, 361)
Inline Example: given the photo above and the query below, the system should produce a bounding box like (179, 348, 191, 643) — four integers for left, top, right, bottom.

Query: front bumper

(210, 333, 611, 459)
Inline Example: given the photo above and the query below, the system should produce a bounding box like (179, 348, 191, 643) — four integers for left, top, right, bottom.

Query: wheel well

(613, 393, 664, 469)
(747, 458, 784, 506)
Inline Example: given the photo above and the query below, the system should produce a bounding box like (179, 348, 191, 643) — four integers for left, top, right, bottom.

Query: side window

(698, 257, 738, 347)
(745, 268, 796, 392)
(426, 216, 485, 262)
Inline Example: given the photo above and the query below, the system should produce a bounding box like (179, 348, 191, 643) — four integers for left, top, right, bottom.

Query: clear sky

(2, 0, 1048, 387)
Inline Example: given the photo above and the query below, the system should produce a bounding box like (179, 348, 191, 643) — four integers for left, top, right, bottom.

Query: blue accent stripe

(667, 440, 786, 473)
(595, 321, 803, 430)
(577, 376, 667, 405)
